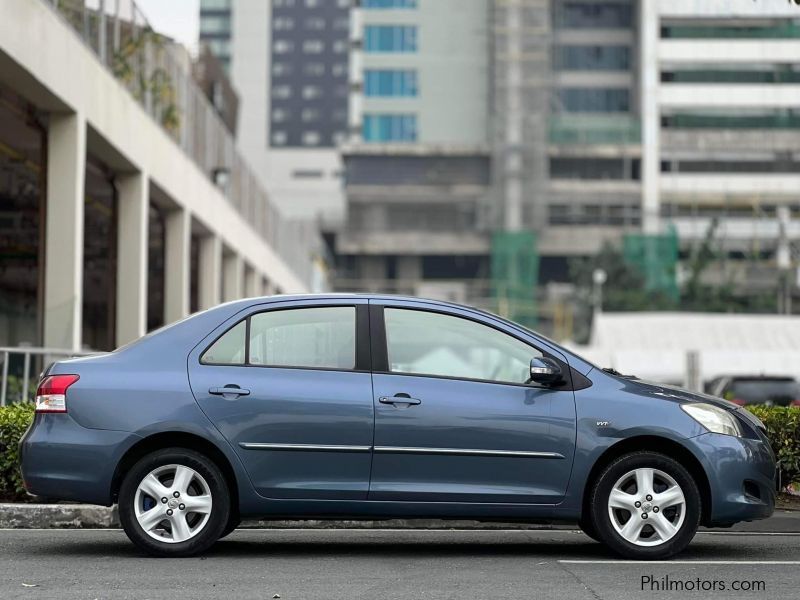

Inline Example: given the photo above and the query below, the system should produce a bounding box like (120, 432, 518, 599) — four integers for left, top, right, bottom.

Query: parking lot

(1, 528, 798, 600)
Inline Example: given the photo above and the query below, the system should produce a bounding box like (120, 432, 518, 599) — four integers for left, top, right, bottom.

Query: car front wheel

(119, 448, 230, 557)
(589, 451, 701, 560)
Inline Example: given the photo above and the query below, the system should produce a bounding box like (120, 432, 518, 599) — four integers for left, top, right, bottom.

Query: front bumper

(20, 413, 140, 506)
(689, 432, 775, 526)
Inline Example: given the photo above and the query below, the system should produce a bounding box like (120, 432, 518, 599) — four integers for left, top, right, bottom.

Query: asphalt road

(1, 529, 799, 600)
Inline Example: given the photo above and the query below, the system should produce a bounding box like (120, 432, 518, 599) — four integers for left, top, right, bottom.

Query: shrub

(0, 402, 34, 501)
(747, 405, 800, 489)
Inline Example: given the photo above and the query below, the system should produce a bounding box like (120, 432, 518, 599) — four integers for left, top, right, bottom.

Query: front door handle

(379, 394, 421, 407)
(209, 386, 251, 398)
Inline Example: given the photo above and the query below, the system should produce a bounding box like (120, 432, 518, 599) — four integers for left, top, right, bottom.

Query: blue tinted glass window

(364, 70, 418, 96)
(557, 88, 630, 112)
(363, 114, 418, 142)
(364, 25, 418, 52)
(363, 0, 417, 7)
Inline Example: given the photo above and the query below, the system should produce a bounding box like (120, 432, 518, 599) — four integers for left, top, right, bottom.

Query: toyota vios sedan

(21, 295, 775, 559)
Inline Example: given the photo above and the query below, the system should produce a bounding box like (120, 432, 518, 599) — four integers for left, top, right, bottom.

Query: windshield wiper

(602, 367, 638, 380)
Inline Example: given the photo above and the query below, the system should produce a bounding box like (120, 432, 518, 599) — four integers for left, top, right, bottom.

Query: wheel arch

(581, 435, 712, 527)
(111, 431, 240, 518)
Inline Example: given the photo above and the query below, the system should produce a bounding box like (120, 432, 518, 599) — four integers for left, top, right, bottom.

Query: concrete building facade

(0, 0, 311, 353)
(201, 0, 349, 225)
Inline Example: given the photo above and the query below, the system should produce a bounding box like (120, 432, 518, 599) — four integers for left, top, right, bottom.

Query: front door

(188, 300, 374, 500)
(368, 302, 576, 504)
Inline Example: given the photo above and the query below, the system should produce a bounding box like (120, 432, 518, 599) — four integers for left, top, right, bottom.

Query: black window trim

(370, 303, 580, 390)
(200, 303, 371, 373)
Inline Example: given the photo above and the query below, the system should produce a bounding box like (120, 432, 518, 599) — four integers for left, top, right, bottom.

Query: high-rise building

(200, 0, 350, 224)
(337, 0, 800, 328)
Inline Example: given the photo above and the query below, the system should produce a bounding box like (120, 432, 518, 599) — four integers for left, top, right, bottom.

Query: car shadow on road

(18, 532, 762, 561)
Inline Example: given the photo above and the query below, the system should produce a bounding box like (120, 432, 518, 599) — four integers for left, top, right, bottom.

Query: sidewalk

(2, 503, 798, 532)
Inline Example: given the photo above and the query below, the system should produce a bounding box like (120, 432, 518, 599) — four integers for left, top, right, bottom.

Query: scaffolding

(491, 231, 539, 327)
(622, 227, 680, 299)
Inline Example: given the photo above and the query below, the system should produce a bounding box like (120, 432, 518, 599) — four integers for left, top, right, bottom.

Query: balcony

(548, 115, 641, 145)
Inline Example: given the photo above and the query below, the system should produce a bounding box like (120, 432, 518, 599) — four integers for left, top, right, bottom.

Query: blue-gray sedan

(20, 295, 775, 559)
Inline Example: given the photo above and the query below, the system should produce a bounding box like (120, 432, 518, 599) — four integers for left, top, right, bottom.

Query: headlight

(681, 403, 742, 437)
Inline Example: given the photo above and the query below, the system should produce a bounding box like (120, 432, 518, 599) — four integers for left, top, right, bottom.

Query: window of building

(364, 69, 418, 96)
(273, 39, 293, 53)
(273, 17, 295, 30)
(362, 114, 418, 142)
(332, 63, 348, 77)
(554, 2, 633, 29)
(207, 38, 231, 55)
(363, 0, 417, 8)
(557, 88, 629, 112)
(661, 20, 800, 39)
(550, 157, 638, 179)
(303, 39, 325, 53)
(384, 309, 540, 384)
(200, 14, 231, 34)
(304, 62, 326, 76)
(302, 85, 322, 99)
(334, 17, 350, 30)
(302, 108, 321, 122)
(305, 17, 326, 30)
(247, 307, 356, 370)
(272, 131, 288, 145)
(292, 169, 325, 179)
(200, 0, 231, 10)
(272, 85, 292, 99)
(364, 25, 418, 52)
(272, 62, 292, 76)
(272, 108, 290, 123)
(273, 0, 296, 6)
(333, 40, 349, 53)
(553, 45, 630, 71)
(305, 0, 320, 6)
(303, 131, 322, 146)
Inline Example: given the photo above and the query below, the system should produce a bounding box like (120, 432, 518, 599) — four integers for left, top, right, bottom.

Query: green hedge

(0, 403, 797, 502)
(0, 402, 34, 501)
(747, 405, 800, 489)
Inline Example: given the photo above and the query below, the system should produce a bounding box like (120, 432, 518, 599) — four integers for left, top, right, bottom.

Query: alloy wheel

(133, 464, 213, 544)
(607, 467, 686, 547)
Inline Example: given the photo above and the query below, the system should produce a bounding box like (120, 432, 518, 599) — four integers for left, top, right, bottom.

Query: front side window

(384, 308, 541, 384)
(249, 307, 355, 369)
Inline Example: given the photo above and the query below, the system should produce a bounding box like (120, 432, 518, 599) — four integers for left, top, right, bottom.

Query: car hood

(619, 376, 766, 432)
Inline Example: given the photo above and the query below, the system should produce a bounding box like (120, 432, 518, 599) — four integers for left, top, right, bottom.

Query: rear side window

(249, 306, 355, 369)
(202, 306, 357, 370)
(202, 320, 246, 365)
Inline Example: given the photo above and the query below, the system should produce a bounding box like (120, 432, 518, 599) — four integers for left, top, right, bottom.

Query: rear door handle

(209, 386, 251, 397)
(379, 394, 421, 406)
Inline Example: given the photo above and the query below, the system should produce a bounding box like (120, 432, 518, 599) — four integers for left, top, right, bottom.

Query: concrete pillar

(43, 113, 86, 351)
(222, 252, 244, 302)
(116, 172, 149, 347)
(244, 265, 259, 298)
(164, 208, 191, 323)
(640, 0, 660, 234)
(198, 235, 222, 310)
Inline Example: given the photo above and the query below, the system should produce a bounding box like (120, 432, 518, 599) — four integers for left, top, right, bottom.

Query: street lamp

(592, 268, 607, 320)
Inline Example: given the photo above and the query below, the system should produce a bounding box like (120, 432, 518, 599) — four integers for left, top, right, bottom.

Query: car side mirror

(529, 357, 563, 386)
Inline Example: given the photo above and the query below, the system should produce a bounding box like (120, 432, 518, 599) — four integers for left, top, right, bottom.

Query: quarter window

(249, 307, 356, 369)
(201, 320, 246, 365)
(384, 309, 541, 384)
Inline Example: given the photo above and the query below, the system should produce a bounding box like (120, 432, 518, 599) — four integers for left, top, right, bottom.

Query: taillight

(729, 398, 746, 406)
(792, 399, 800, 407)
(35, 374, 79, 413)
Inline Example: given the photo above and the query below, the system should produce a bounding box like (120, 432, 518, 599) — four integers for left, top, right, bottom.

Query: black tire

(219, 515, 241, 540)
(119, 448, 231, 557)
(578, 518, 602, 543)
(589, 451, 701, 560)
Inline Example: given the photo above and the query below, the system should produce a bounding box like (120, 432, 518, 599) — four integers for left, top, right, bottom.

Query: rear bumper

(689, 432, 775, 526)
(20, 413, 140, 506)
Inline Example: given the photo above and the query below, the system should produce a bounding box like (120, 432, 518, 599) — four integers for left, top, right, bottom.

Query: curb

(1, 503, 799, 531)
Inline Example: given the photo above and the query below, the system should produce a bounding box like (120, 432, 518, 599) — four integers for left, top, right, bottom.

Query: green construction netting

(622, 228, 679, 299)
(491, 231, 539, 327)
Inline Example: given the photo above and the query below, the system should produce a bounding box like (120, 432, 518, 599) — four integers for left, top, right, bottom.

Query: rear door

(188, 299, 374, 500)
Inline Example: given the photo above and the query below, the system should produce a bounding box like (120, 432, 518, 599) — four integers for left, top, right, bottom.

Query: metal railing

(0, 347, 98, 406)
(42, 0, 319, 286)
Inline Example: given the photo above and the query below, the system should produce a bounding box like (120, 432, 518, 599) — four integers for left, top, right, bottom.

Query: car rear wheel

(589, 451, 700, 560)
(119, 448, 230, 557)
